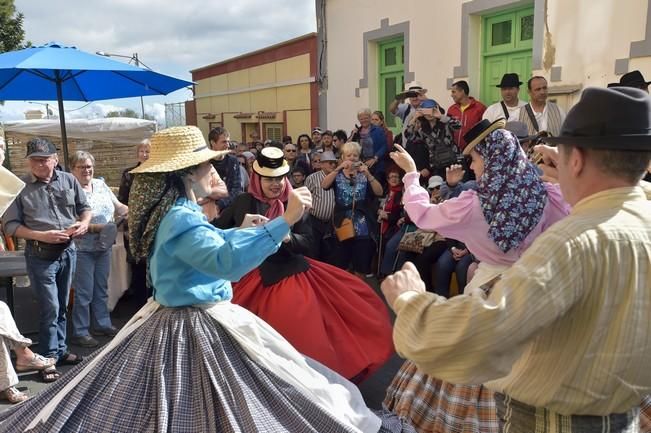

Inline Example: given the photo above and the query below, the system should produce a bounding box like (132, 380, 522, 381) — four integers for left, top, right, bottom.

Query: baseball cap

(25, 138, 57, 158)
(428, 175, 444, 189)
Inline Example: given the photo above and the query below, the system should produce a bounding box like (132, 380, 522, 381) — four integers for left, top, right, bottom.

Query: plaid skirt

(641, 395, 651, 432)
(0, 302, 381, 433)
(382, 360, 498, 433)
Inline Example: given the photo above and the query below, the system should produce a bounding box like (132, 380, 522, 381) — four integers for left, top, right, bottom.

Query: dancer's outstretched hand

(445, 164, 465, 187)
(533, 144, 559, 183)
(381, 262, 426, 310)
(283, 187, 312, 226)
(389, 144, 418, 174)
(240, 214, 269, 228)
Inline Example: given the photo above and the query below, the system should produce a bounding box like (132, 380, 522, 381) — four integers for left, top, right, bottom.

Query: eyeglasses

(285, 149, 297, 153)
(75, 165, 93, 170)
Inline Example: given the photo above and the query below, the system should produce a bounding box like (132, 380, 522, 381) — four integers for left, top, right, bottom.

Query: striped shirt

(304, 170, 335, 222)
(393, 184, 651, 415)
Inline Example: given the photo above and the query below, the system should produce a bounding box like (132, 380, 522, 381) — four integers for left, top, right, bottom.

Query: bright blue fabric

(150, 199, 289, 307)
(0, 42, 192, 101)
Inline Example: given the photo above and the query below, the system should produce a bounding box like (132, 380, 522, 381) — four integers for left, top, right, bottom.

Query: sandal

(39, 366, 61, 383)
(15, 353, 56, 372)
(0, 386, 29, 404)
(57, 351, 83, 366)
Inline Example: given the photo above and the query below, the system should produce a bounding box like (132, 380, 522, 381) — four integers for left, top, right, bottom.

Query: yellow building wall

(286, 110, 312, 143)
(250, 63, 277, 86)
(276, 54, 311, 81)
(193, 51, 314, 143)
(277, 84, 311, 111)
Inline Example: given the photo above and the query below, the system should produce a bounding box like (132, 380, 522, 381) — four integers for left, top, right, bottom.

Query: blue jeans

(380, 228, 407, 275)
(25, 244, 76, 360)
(434, 249, 473, 297)
(72, 250, 113, 337)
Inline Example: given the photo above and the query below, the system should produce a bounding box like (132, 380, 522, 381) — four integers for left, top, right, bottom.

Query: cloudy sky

(1, 0, 316, 124)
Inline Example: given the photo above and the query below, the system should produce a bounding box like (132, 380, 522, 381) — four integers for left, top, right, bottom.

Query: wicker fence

(3, 119, 156, 188)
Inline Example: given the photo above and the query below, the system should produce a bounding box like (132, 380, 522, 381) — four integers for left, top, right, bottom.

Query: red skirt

(232, 258, 394, 382)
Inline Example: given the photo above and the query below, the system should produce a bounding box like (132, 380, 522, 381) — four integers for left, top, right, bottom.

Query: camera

(352, 162, 362, 168)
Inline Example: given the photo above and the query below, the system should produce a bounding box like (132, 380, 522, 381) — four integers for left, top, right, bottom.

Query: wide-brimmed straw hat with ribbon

(252, 147, 290, 177)
(462, 118, 507, 155)
(130, 126, 229, 173)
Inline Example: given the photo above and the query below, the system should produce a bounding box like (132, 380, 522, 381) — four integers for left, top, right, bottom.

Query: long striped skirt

(0, 300, 385, 433)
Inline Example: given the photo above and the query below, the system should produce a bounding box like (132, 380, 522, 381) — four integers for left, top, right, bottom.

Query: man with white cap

(304, 150, 338, 263)
(389, 81, 429, 127)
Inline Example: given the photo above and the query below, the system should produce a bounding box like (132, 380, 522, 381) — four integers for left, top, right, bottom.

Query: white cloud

(14, 0, 316, 82)
(5, 1, 315, 125)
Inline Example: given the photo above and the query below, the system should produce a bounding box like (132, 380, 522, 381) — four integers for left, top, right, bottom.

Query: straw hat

(462, 118, 507, 155)
(252, 147, 290, 177)
(130, 126, 229, 173)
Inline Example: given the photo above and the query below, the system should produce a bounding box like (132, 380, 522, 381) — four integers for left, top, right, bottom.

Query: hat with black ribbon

(252, 147, 290, 177)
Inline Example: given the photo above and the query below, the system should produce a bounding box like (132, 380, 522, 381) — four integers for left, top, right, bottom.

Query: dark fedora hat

(496, 73, 522, 88)
(619, 70, 651, 87)
(462, 118, 507, 155)
(543, 87, 651, 150)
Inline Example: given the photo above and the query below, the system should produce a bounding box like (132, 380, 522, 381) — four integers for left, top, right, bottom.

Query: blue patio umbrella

(0, 42, 193, 169)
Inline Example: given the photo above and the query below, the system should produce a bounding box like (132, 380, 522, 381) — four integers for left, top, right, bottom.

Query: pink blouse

(402, 172, 570, 266)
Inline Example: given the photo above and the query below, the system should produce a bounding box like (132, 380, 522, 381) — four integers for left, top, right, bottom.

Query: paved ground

(1, 276, 403, 412)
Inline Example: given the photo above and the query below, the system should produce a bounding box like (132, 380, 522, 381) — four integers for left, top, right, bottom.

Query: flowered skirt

(0, 300, 384, 433)
(233, 257, 394, 382)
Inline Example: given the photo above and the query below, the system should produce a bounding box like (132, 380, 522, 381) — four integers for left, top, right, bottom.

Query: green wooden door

(378, 38, 404, 134)
(481, 7, 534, 105)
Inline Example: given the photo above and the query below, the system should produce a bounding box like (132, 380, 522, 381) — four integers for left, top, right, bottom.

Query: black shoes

(91, 326, 119, 337)
(69, 335, 99, 348)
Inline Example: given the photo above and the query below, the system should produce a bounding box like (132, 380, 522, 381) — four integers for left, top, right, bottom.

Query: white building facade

(316, 0, 651, 131)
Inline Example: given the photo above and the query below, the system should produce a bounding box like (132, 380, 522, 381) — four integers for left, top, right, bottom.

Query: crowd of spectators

(1, 69, 650, 412)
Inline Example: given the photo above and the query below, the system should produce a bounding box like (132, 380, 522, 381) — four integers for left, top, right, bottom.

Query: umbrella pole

(55, 74, 69, 171)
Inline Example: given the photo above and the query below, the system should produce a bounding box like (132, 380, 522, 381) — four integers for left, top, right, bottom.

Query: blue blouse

(334, 171, 370, 237)
(150, 198, 290, 307)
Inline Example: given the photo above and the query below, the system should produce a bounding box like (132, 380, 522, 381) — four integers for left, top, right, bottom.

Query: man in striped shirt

(304, 150, 337, 264)
(382, 87, 651, 432)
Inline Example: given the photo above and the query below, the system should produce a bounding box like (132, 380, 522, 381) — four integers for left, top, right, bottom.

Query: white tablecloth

(107, 233, 130, 311)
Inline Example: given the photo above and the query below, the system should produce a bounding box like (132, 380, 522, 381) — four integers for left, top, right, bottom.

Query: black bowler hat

(496, 73, 522, 88)
(462, 118, 507, 155)
(543, 87, 651, 150)
(619, 70, 651, 88)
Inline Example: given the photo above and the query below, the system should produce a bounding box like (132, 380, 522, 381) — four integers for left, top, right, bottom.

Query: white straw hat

(252, 147, 290, 177)
(130, 126, 229, 173)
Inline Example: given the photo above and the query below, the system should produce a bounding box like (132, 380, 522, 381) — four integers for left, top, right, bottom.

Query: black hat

(619, 70, 651, 88)
(543, 87, 651, 150)
(496, 73, 522, 88)
(462, 118, 507, 155)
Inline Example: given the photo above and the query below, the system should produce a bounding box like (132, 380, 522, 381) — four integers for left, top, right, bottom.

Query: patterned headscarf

(474, 129, 547, 253)
(247, 171, 292, 219)
(128, 171, 187, 264)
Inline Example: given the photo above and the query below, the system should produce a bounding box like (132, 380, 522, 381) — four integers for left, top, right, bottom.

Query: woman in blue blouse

(0, 127, 382, 433)
(321, 141, 384, 277)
